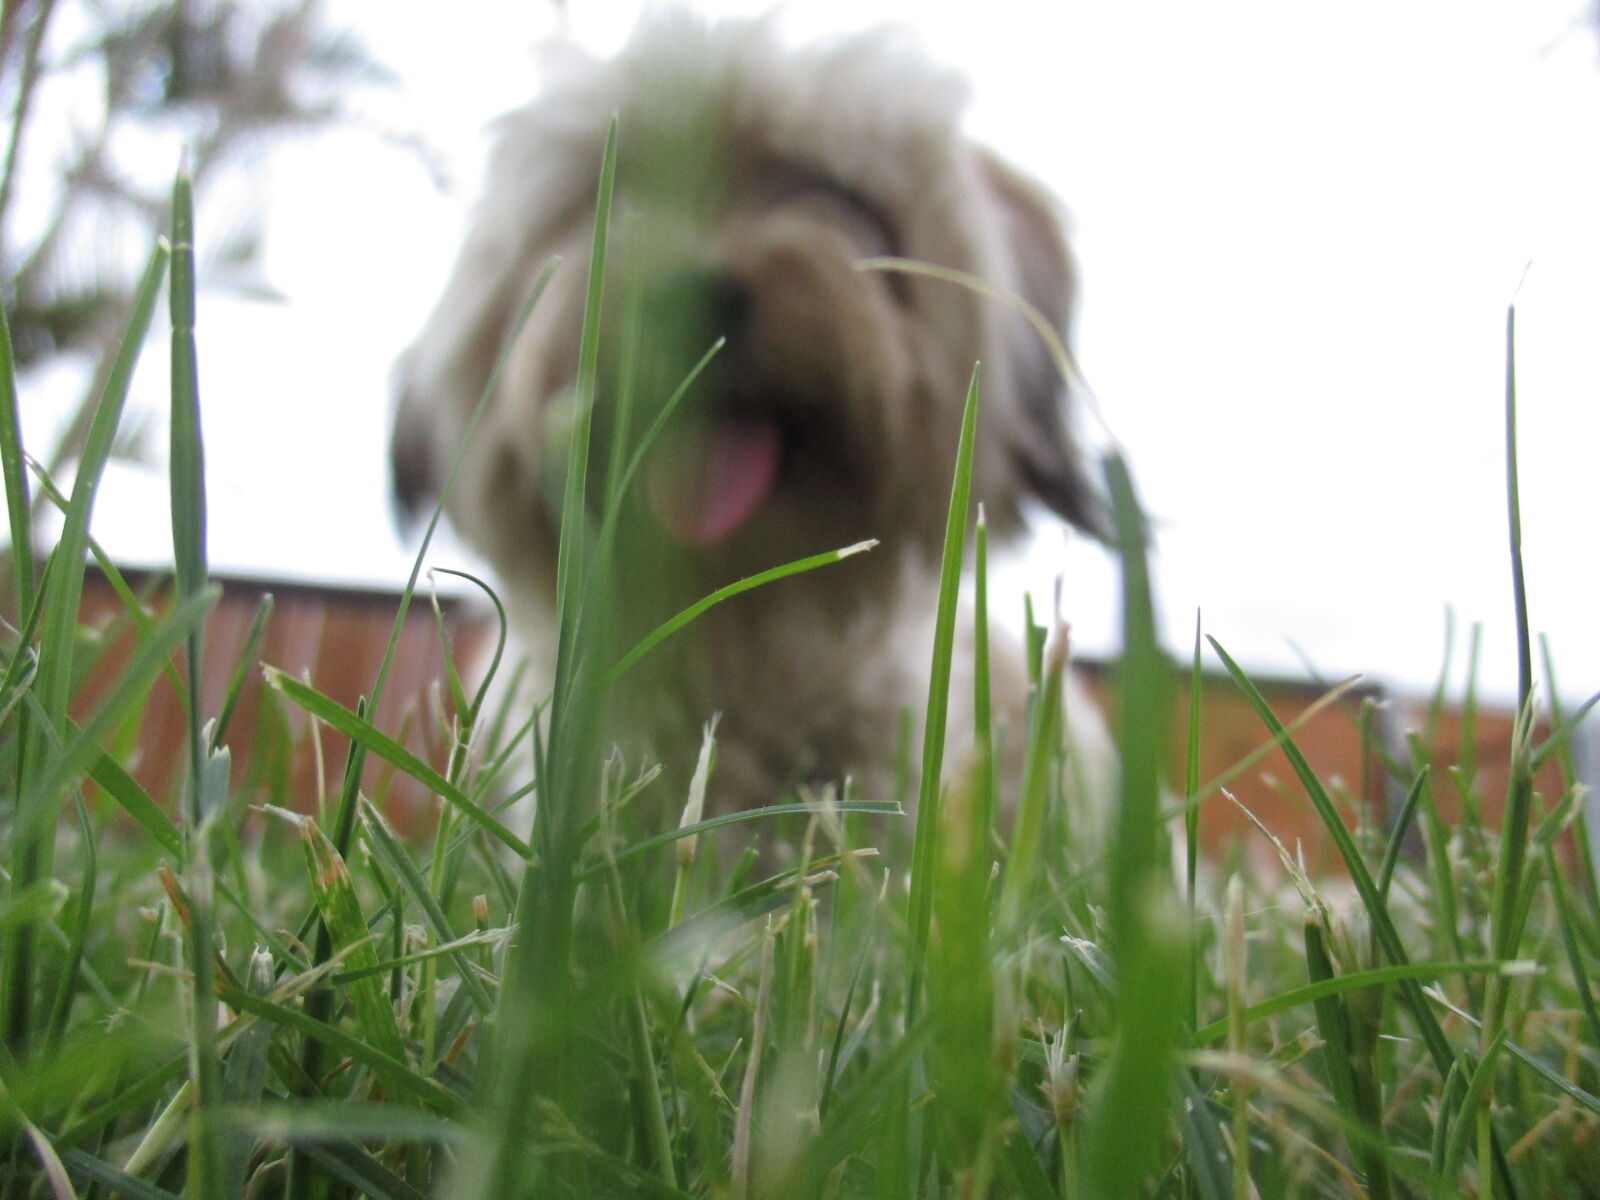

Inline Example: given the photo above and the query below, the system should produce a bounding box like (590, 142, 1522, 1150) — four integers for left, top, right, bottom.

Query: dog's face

(393, 15, 1100, 608)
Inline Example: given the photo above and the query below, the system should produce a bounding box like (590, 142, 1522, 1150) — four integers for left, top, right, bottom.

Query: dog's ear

(978, 150, 1108, 540)
(388, 220, 531, 529)
(389, 358, 438, 524)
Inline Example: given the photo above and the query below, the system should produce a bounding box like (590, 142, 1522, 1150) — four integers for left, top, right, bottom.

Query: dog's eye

(787, 177, 901, 259)
(829, 186, 901, 258)
(790, 180, 913, 305)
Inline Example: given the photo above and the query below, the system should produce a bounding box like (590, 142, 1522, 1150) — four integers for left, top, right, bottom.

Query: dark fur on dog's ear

(387, 196, 537, 532)
(978, 151, 1108, 540)
(389, 364, 437, 525)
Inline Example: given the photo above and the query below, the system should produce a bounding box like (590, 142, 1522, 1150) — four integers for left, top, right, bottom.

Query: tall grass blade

(1487, 297, 1538, 1018)
(4, 240, 168, 1058)
(169, 167, 206, 609)
(906, 363, 981, 1022)
(167, 164, 229, 1200)
(1080, 450, 1184, 1200)
(478, 117, 618, 1200)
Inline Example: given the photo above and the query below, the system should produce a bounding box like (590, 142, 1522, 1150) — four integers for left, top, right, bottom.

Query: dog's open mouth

(644, 414, 784, 547)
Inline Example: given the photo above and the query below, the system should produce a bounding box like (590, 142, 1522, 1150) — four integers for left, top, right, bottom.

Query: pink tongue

(647, 417, 782, 547)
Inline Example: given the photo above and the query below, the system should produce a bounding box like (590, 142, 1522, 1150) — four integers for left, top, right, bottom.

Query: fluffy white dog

(392, 12, 1110, 833)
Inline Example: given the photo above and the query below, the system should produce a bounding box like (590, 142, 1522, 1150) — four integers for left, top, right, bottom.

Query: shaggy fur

(392, 12, 1110, 826)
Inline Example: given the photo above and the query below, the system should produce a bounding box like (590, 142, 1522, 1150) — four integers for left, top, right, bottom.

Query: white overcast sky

(29, 0, 1600, 706)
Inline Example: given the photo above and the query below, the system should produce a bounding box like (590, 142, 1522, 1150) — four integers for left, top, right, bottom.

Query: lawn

(1, 156, 1596, 1200)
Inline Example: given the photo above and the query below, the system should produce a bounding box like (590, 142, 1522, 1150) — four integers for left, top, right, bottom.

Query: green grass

(0, 158, 1597, 1200)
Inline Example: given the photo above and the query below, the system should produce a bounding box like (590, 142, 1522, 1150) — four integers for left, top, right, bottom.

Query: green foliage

(0, 162, 1596, 1200)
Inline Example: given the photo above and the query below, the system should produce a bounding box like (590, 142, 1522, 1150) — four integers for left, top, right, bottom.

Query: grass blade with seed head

(270, 807, 409, 1085)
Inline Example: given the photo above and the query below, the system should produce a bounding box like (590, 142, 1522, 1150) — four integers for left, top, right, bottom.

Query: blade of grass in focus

(906, 362, 982, 1022)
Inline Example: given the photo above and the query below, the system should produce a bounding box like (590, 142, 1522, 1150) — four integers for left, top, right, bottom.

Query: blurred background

(7, 0, 1599, 723)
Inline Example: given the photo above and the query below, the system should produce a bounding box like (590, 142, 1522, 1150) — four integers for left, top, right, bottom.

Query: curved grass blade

(793, 1016, 934, 1195)
(607, 538, 877, 685)
(428, 567, 506, 727)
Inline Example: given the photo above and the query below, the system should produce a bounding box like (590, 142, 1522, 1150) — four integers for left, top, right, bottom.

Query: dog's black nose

(651, 270, 753, 341)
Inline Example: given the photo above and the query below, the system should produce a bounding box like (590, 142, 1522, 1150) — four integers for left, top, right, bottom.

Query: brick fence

(75, 569, 1587, 872)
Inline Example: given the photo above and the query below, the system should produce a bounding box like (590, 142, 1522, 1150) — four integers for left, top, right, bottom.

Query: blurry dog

(392, 12, 1111, 831)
